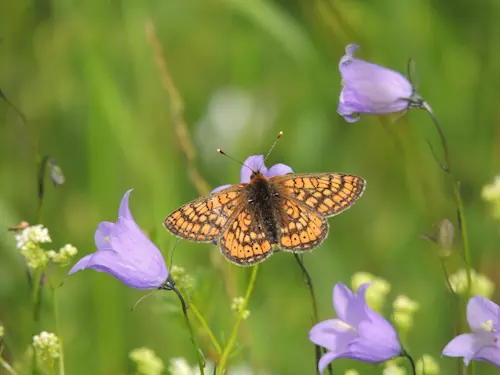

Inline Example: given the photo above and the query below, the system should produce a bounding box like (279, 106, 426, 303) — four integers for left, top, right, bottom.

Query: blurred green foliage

(1, 0, 500, 374)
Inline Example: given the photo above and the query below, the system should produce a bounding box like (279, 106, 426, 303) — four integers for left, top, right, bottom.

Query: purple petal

(355, 313, 401, 359)
(211, 184, 232, 194)
(241, 155, 266, 183)
(94, 221, 114, 249)
(265, 163, 293, 178)
(69, 190, 168, 290)
(318, 351, 339, 374)
(338, 45, 413, 116)
(472, 346, 500, 367)
(119, 189, 134, 219)
(333, 283, 370, 328)
(309, 319, 357, 352)
(347, 336, 400, 363)
(442, 334, 480, 365)
(73, 249, 165, 290)
(467, 296, 500, 333)
(345, 44, 359, 58)
(68, 254, 93, 275)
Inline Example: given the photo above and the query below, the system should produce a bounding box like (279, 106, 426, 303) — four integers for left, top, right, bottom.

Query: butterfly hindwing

(274, 197, 329, 252)
(218, 207, 274, 266)
(163, 185, 245, 242)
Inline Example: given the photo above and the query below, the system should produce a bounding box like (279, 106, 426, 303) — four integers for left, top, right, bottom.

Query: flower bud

(437, 219, 454, 257)
(231, 296, 250, 320)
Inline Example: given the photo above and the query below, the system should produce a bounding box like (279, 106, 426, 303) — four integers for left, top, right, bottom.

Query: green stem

(453, 183, 473, 296)
(181, 307, 205, 375)
(190, 303, 222, 354)
(293, 254, 325, 375)
(402, 351, 416, 375)
(0, 356, 19, 375)
(216, 265, 259, 375)
(52, 288, 65, 375)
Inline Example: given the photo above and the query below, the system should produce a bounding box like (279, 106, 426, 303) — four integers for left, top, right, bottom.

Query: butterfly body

(245, 172, 280, 244)
(164, 171, 365, 266)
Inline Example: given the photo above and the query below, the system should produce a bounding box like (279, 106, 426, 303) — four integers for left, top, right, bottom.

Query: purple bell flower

(309, 282, 402, 373)
(338, 44, 424, 123)
(69, 190, 169, 290)
(442, 295, 500, 367)
(211, 154, 293, 193)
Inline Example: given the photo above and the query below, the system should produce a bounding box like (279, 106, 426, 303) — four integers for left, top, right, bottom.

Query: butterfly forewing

(163, 185, 245, 242)
(219, 208, 274, 266)
(272, 173, 366, 217)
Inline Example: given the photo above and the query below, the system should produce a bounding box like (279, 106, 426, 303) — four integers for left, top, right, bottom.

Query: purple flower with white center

(442, 295, 500, 367)
(309, 282, 402, 373)
(338, 44, 425, 123)
(211, 154, 293, 193)
(69, 190, 169, 290)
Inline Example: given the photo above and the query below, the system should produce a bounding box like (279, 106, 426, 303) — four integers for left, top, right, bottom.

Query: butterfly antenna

(217, 149, 253, 173)
(131, 290, 159, 311)
(260, 131, 283, 171)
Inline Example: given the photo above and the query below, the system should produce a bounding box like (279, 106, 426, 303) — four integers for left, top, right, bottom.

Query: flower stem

(216, 265, 259, 375)
(0, 356, 19, 375)
(190, 302, 222, 355)
(169, 285, 206, 374)
(402, 351, 416, 375)
(424, 107, 473, 295)
(293, 254, 328, 375)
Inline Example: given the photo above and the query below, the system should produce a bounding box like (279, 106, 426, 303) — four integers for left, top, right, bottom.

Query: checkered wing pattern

(218, 208, 274, 266)
(273, 173, 366, 217)
(275, 198, 329, 251)
(163, 185, 245, 242)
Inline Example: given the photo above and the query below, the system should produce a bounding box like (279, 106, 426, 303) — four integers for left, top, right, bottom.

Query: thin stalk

(423, 106, 472, 295)
(0, 356, 19, 375)
(293, 254, 327, 375)
(453, 183, 472, 296)
(52, 288, 65, 375)
(217, 265, 259, 375)
(168, 285, 205, 374)
(190, 303, 222, 355)
(32, 269, 42, 323)
(402, 351, 416, 375)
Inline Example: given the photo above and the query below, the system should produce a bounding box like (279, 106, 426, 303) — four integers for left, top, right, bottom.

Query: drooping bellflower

(211, 154, 293, 193)
(338, 44, 425, 123)
(442, 295, 500, 367)
(309, 282, 402, 373)
(69, 190, 169, 290)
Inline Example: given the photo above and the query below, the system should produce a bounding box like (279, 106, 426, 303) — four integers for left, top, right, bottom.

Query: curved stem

(453, 183, 473, 296)
(164, 278, 205, 373)
(190, 303, 222, 355)
(293, 254, 327, 375)
(0, 356, 19, 375)
(217, 265, 259, 375)
(402, 351, 416, 375)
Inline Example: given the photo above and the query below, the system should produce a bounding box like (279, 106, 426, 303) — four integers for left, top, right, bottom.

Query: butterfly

(164, 138, 366, 266)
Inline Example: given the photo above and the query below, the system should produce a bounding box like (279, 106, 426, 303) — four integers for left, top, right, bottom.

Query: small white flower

(393, 295, 420, 313)
(170, 266, 194, 292)
(32, 331, 60, 363)
(130, 347, 164, 375)
(231, 297, 250, 320)
(15, 225, 51, 250)
(448, 269, 494, 298)
(345, 370, 360, 375)
(0, 324, 4, 338)
(48, 244, 78, 266)
(416, 354, 440, 375)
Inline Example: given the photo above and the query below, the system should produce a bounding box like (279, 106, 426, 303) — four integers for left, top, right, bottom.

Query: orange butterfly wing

(163, 186, 245, 242)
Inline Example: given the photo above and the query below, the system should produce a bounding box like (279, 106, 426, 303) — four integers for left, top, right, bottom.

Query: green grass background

(1, 0, 500, 374)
